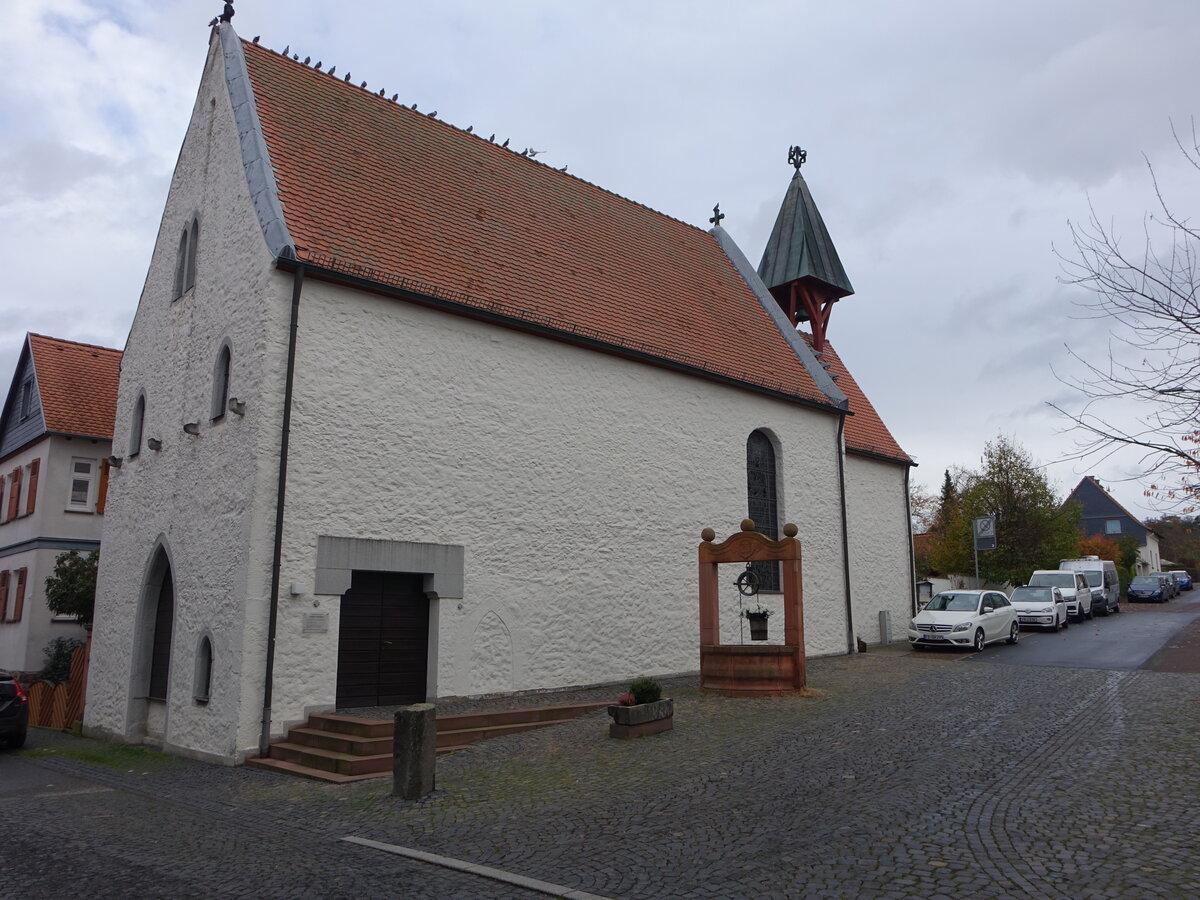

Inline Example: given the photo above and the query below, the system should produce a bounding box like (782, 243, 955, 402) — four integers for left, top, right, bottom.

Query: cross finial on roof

(709, 204, 725, 227)
(788, 146, 807, 169)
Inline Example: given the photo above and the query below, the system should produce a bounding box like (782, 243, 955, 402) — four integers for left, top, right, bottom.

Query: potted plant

(742, 605, 771, 641)
(607, 677, 673, 739)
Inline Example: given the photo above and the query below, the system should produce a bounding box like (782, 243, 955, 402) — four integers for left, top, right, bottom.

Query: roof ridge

(28, 333, 122, 355)
(245, 38, 711, 238)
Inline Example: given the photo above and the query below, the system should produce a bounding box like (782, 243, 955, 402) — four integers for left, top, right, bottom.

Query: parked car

(1170, 570, 1193, 591)
(1128, 575, 1170, 603)
(1010, 585, 1068, 631)
(908, 589, 1019, 652)
(0, 671, 29, 749)
(1028, 570, 1093, 622)
(1060, 556, 1121, 615)
(1150, 572, 1180, 599)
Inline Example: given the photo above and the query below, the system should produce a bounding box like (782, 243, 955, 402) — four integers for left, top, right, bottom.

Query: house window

(19, 378, 35, 420)
(211, 343, 231, 421)
(10, 568, 26, 623)
(1105, 519, 1122, 535)
(68, 459, 97, 510)
(746, 430, 781, 592)
(0, 571, 8, 622)
(6, 467, 22, 522)
(130, 393, 145, 457)
(194, 635, 213, 703)
(23, 458, 39, 517)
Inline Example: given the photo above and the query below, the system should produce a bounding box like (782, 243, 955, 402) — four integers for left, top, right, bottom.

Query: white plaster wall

(270, 277, 852, 730)
(844, 454, 914, 643)
(85, 35, 291, 763)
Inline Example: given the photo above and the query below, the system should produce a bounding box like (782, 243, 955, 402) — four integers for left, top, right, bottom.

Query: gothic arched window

(746, 430, 781, 592)
(211, 343, 231, 420)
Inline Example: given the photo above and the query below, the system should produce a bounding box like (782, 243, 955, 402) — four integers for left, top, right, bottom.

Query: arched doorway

(132, 546, 175, 739)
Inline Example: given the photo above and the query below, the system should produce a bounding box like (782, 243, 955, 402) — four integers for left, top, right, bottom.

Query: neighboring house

(85, 24, 914, 764)
(1064, 476, 1162, 573)
(0, 334, 121, 673)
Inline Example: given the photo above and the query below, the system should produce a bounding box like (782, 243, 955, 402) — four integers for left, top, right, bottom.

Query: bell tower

(757, 147, 853, 352)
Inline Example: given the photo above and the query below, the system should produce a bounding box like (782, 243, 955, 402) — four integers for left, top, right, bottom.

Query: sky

(2, 0, 1198, 521)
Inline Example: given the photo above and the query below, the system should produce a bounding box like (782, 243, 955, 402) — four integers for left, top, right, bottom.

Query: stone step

(287, 726, 393, 756)
(268, 740, 392, 776)
(245, 756, 388, 784)
(436, 702, 609, 733)
(305, 713, 393, 739)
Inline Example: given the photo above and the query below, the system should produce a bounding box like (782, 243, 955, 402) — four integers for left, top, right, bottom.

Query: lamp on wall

(183, 422, 201, 435)
(107, 455, 123, 468)
(147, 438, 163, 451)
(227, 397, 247, 416)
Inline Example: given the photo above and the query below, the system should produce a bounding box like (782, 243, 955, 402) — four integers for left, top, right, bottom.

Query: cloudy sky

(3, 0, 1197, 520)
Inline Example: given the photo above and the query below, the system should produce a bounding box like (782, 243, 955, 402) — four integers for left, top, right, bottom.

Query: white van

(1028, 570, 1093, 622)
(1059, 557, 1121, 616)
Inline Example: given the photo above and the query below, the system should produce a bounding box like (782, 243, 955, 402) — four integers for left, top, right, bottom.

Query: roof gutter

(837, 415, 856, 654)
(260, 263, 304, 755)
(904, 465, 918, 618)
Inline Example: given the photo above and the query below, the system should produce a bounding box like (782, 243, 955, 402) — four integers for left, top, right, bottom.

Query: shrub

(40, 637, 84, 685)
(616, 692, 637, 707)
(628, 676, 662, 705)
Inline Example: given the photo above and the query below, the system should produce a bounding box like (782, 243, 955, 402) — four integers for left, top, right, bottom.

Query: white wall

(266, 275, 852, 737)
(844, 454, 914, 644)
(85, 34, 290, 764)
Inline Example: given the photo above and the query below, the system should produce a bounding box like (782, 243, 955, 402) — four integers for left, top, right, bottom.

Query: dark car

(1169, 570, 1193, 591)
(0, 671, 29, 749)
(1128, 575, 1169, 603)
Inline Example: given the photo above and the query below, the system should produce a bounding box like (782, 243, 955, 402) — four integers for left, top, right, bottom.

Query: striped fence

(26, 642, 88, 730)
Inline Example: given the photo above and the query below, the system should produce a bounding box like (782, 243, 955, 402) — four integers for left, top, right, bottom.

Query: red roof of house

(28, 334, 122, 440)
(241, 40, 833, 407)
(811, 340, 911, 464)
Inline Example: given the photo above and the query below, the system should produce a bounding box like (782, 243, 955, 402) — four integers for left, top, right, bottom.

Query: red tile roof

(811, 340, 912, 464)
(241, 41, 832, 407)
(28, 334, 122, 440)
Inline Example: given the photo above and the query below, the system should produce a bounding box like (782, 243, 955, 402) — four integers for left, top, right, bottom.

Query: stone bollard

(393, 703, 436, 800)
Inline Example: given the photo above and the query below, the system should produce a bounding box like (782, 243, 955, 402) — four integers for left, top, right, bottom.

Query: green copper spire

(757, 160, 854, 303)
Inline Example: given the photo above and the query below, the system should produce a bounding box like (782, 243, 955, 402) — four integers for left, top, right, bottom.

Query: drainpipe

(260, 263, 304, 756)
(836, 416, 855, 654)
(904, 465, 918, 618)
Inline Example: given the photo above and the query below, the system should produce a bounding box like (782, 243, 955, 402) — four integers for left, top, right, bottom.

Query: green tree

(44, 550, 99, 627)
(931, 437, 1081, 586)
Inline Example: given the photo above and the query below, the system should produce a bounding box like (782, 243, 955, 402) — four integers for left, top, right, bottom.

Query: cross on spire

(709, 204, 725, 227)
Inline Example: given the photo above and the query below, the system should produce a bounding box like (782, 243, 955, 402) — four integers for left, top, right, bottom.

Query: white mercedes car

(909, 589, 1019, 652)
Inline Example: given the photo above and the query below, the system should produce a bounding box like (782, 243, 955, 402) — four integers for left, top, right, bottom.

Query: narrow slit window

(211, 344, 231, 420)
(746, 430, 781, 592)
(130, 394, 145, 457)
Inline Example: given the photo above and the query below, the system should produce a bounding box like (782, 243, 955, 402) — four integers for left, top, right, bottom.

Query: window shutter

(12, 568, 26, 622)
(0, 476, 6, 525)
(25, 458, 39, 516)
(97, 458, 110, 515)
(0, 571, 8, 621)
(6, 467, 21, 521)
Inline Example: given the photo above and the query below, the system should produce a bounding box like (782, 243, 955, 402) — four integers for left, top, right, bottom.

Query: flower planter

(746, 613, 769, 641)
(607, 698, 674, 739)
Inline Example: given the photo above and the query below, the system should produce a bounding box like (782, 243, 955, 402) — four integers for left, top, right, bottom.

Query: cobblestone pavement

(4, 635, 1199, 899)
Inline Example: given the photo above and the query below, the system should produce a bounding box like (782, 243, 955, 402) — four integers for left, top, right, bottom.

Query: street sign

(973, 516, 997, 551)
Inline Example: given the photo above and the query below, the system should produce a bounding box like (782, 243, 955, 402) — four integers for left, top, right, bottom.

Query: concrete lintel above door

(315, 535, 464, 598)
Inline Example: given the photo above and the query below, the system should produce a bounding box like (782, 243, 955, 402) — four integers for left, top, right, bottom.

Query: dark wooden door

(336, 571, 429, 708)
(147, 568, 174, 701)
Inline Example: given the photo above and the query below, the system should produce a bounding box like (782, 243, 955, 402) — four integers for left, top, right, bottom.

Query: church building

(85, 23, 914, 764)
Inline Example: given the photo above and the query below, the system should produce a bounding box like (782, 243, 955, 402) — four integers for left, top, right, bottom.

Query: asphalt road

(967, 591, 1200, 672)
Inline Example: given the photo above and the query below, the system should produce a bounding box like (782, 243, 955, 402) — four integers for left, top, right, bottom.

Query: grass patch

(28, 742, 179, 771)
